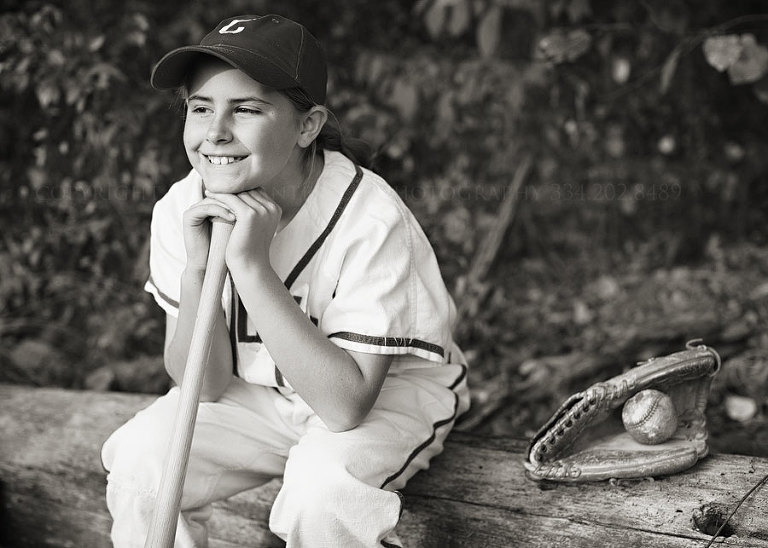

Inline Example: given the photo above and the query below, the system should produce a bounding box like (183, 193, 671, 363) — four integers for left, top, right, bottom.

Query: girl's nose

(206, 114, 232, 143)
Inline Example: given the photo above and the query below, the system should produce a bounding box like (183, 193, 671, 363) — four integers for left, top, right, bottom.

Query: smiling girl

(101, 14, 469, 548)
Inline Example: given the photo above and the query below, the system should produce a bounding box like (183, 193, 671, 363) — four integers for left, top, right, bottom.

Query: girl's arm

(235, 264, 392, 432)
(163, 267, 233, 402)
(211, 189, 393, 432)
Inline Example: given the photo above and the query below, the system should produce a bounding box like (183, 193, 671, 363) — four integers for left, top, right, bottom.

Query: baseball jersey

(145, 150, 462, 389)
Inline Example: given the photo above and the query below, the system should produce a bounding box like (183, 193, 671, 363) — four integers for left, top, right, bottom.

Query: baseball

(621, 389, 678, 445)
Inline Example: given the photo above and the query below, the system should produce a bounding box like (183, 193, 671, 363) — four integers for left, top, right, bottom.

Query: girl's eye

(188, 105, 210, 114)
(235, 106, 261, 115)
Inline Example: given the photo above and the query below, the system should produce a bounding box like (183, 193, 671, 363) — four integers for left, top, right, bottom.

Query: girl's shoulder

(321, 151, 417, 232)
(316, 151, 439, 262)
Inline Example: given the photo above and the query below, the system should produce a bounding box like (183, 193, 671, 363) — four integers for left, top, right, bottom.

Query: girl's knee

(279, 445, 380, 512)
(272, 456, 402, 545)
(102, 394, 178, 486)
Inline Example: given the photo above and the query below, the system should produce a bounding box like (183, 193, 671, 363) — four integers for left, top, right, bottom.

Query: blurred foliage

(1, 0, 768, 406)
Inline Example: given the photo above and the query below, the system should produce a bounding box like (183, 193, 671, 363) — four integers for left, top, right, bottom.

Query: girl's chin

(199, 172, 249, 193)
(203, 183, 246, 194)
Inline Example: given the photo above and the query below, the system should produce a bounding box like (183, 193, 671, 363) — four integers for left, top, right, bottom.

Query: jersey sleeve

(319, 194, 455, 363)
(143, 174, 199, 317)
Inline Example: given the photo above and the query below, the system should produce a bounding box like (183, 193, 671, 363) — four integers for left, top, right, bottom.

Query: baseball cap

(150, 14, 327, 105)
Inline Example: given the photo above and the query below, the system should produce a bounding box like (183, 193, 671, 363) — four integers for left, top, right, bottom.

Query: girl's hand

(182, 198, 236, 270)
(204, 189, 282, 272)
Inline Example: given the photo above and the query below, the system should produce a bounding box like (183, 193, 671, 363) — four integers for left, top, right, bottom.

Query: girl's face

(183, 59, 304, 196)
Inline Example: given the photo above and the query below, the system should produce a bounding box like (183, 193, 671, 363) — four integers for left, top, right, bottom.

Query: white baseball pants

(101, 363, 469, 548)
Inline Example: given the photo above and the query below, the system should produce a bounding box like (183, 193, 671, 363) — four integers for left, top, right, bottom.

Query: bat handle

(144, 218, 234, 548)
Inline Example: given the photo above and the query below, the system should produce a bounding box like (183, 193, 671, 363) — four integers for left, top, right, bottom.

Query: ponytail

(315, 115, 374, 170)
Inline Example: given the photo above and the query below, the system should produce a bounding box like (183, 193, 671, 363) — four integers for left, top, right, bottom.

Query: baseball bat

(144, 218, 234, 548)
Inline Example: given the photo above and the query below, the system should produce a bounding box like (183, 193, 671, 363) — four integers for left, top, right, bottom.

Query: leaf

(436, 91, 455, 125)
(534, 29, 591, 63)
(47, 49, 65, 67)
(35, 80, 59, 107)
(355, 52, 388, 86)
(132, 12, 150, 32)
(424, 0, 447, 39)
(753, 74, 768, 104)
(126, 30, 146, 48)
(659, 47, 680, 94)
(65, 81, 82, 105)
(447, 0, 471, 37)
(88, 35, 105, 52)
(565, 30, 592, 61)
(506, 80, 525, 113)
(390, 79, 419, 121)
(86, 62, 127, 87)
(477, 5, 502, 58)
(612, 56, 631, 85)
(728, 34, 768, 85)
(703, 35, 741, 72)
(26, 166, 47, 191)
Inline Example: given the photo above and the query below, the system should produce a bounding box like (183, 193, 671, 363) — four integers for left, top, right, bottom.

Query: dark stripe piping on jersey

(237, 299, 261, 343)
(147, 276, 179, 309)
(233, 295, 287, 386)
(329, 332, 445, 358)
(283, 164, 363, 290)
(237, 293, 306, 344)
(229, 276, 239, 376)
(380, 364, 467, 490)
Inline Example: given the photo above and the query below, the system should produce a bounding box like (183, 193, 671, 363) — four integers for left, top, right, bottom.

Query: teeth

(206, 156, 243, 165)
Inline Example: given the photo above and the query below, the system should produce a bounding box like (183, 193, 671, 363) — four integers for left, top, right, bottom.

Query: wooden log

(1, 384, 767, 547)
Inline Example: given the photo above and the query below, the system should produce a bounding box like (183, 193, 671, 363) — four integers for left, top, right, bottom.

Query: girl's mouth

(204, 155, 246, 165)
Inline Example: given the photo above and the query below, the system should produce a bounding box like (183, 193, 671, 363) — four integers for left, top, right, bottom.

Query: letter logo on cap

(219, 19, 257, 34)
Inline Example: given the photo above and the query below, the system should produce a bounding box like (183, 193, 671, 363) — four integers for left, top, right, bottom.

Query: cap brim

(150, 45, 299, 91)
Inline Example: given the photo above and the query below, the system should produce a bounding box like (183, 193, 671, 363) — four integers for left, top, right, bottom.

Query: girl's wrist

(228, 255, 276, 286)
(182, 265, 207, 281)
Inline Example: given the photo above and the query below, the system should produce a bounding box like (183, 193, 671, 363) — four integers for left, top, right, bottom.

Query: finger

(191, 197, 235, 216)
(243, 187, 274, 203)
(185, 202, 235, 224)
(204, 191, 252, 217)
(196, 196, 238, 214)
(206, 190, 280, 220)
(238, 189, 280, 214)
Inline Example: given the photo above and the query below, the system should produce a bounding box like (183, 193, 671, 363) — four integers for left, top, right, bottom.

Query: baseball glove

(524, 340, 721, 482)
